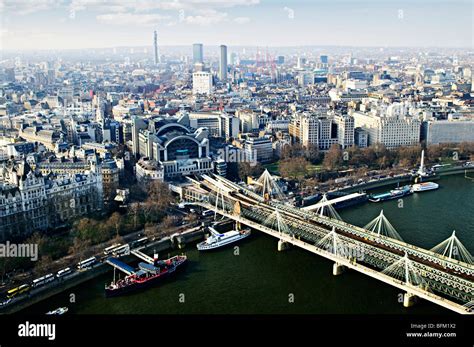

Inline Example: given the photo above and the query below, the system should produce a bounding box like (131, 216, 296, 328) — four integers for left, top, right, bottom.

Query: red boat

(105, 255, 187, 297)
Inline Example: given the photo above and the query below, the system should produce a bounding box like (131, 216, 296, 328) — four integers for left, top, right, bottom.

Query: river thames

(25, 174, 474, 314)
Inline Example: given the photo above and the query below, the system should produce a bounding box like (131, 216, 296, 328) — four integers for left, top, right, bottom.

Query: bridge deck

(186, 174, 474, 315)
(196, 201, 472, 315)
(302, 192, 367, 211)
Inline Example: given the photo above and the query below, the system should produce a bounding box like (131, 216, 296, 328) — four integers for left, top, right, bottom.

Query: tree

(360, 147, 377, 167)
(184, 213, 199, 224)
(159, 215, 176, 232)
(237, 162, 264, 181)
(279, 157, 309, 182)
(73, 218, 96, 241)
(144, 223, 158, 239)
(25, 232, 47, 255)
(128, 202, 142, 230)
(110, 233, 124, 246)
(147, 180, 173, 210)
(459, 142, 474, 159)
(107, 212, 123, 238)
(139, 181, 174, 224)
(323, 144, 343, 171)
(280, 143, 304, 159)
(68, 237, 92, 262)
(304, 144, 320, 163)
(0, 257, 10, 284)
(301, 177, 319, 194)
(33, 255, 53, 277)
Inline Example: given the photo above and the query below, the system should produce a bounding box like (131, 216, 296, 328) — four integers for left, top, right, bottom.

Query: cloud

(184, 9, 228, 25)
(0, 0, 195, 14)
(0, 0, 62, 15)
(70, 0, 132, 12)
(69, 0, 259, 13)
(233, 16, 250, 24)
(96, 12, 171, 26)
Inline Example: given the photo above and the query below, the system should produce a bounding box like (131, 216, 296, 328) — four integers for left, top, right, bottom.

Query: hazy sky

(0, 0, 472, 50)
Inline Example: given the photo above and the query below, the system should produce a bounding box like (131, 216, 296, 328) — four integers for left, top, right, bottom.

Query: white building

(244, 136, 273, 163)
(334, 114, 354, 149)
(135, 118, 214, 180)
(352, 103, 421, 148)
(236, 109, 259, 133)
(289, 113, 319, 147)
(0, 160, 103, 240)
(345, 79, 368, 91)
(188, 112, 239, 139)
(266, 119, 290, 133)
(288, 112, 339, 150)
(424, 118, 474, 144)
(192, 72, 213, 95)
(297, 72, 314, 87)
(135, 158, 164, 182)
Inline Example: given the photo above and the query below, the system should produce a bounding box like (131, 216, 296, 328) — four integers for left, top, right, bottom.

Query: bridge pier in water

(278, 240, 290, 251)
(332, 263, 346, 276)
(403, 292, 417, 308)
(190, 174, 474, 315)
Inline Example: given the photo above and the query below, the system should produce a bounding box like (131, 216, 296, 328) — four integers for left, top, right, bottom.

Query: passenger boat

(369, 185, 412, 202)
(411, 182, 439, 192)
(197, 227, 251, 251)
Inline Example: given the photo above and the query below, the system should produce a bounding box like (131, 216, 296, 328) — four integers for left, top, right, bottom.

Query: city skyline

(0, 1, 473, 344)
(0, 0, 472, 51)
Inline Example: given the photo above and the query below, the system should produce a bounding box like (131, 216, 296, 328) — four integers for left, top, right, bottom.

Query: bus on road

(77, 257, 97, 270)
(104, 243, 122, 255)
(7, 284, 30, 299)
(32, 274, 55, 288)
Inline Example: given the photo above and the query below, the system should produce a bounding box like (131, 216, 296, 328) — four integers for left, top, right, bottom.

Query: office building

(188, 112, 239, 139)
(0, 160, 103, 241)
(352, 103, 421, 148)
(244, 136, 273, 163)
(424, 118, 474, 144)
(193, 43, 203, 64)
(153, 30, 160, 65)
(192, 72, 213, 95)
(354, 127, 368, 148)
(334, 114, 355, 149)
(219, 45, 228, 82)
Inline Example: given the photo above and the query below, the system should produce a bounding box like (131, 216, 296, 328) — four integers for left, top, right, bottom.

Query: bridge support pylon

(403, 292, 417, 308)
(333, 263, 346, 275)
(278, 239, 290, 251)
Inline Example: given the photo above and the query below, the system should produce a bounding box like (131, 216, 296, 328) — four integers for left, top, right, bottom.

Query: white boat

(411, 182, 439, 192)
(197, 227, 251, 251)
(46, 307, 68, 315)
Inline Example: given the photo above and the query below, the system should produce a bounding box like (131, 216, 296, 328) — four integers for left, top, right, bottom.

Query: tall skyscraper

(153, 30, 160, 65)
(219, 45, 228, 82)
(193, 43, 203, 64)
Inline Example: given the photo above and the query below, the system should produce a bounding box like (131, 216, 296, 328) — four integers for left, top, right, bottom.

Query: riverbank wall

(1, 228, 205, 314)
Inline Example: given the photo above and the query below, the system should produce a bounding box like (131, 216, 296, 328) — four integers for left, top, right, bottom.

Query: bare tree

(279, 157, 309, 183)
(68, 237, 92, 263)
(33, 255, 53, 277)
(107, 212, 123, 238)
